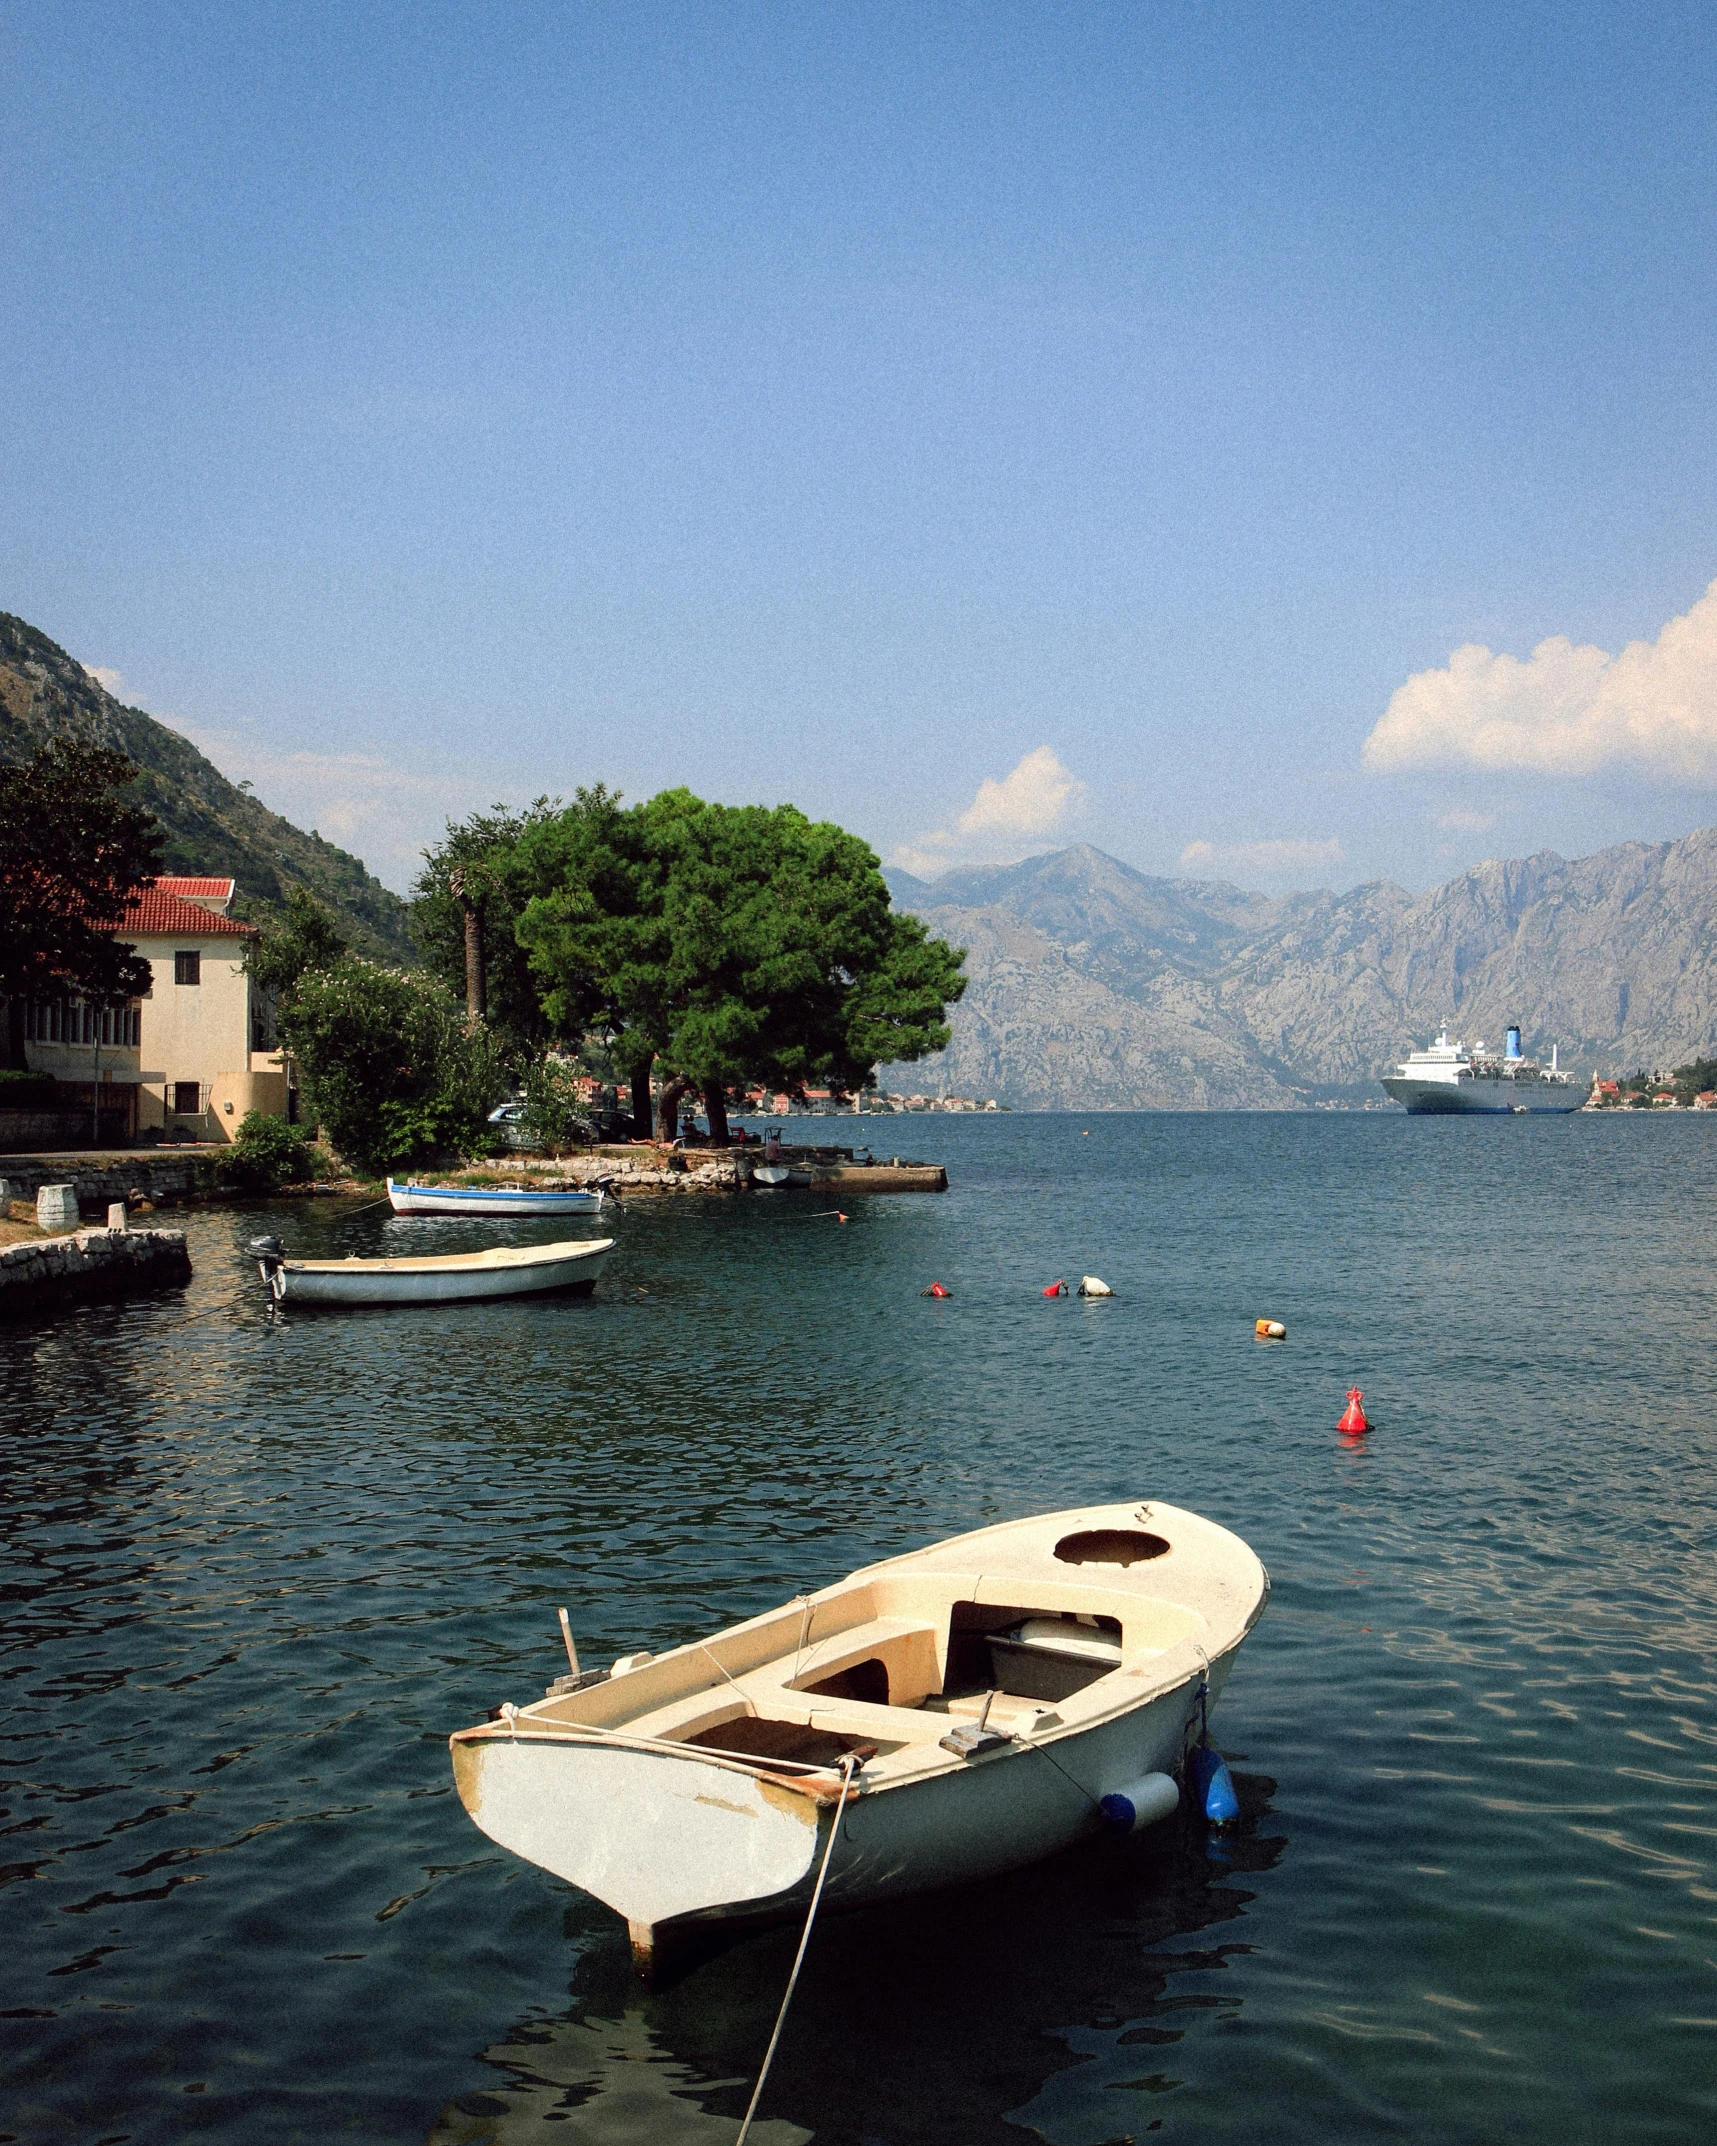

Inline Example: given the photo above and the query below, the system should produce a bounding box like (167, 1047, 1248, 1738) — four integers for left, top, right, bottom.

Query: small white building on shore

(16, 876, 293, 1142)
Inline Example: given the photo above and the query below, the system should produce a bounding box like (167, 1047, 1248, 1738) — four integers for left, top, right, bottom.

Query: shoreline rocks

(453, 1151, 948, 1195)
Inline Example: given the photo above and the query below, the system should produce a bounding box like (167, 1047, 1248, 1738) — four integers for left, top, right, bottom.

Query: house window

(175, 951, 201, 986)
(172, 1081, 202, 1116)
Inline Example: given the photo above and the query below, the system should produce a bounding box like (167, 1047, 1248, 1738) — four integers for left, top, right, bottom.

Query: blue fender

(1187, 1744, 1240, 1826)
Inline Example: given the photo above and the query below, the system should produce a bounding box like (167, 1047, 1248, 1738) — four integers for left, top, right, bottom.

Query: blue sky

(5, 2, 1717, 893)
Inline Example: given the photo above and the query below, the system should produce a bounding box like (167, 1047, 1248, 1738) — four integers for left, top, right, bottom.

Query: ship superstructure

(1381, 1027, 1582, 1114)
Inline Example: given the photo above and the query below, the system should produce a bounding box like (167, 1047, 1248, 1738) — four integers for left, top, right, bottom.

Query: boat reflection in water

(428, 2009, 809, 2145)
(428, 1770, 1283, 2143)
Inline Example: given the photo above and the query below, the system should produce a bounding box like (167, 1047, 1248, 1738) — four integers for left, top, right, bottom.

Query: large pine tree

(0, 740, 163, 1070)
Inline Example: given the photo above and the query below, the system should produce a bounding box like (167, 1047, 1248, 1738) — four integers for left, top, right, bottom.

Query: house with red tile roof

(18, 877, 294, 1142)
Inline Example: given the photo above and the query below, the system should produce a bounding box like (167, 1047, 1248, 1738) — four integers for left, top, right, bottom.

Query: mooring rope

(734, 1754, 857, 2146)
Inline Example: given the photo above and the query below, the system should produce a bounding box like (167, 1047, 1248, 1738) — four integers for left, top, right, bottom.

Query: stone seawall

(0, 1152, 221, 1212)
(0, 1227, 192, 1312)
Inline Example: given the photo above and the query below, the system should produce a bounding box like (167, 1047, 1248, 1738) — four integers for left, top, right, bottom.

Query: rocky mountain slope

(0, 612, 414, 962)
(885, 834, 1717, 1108)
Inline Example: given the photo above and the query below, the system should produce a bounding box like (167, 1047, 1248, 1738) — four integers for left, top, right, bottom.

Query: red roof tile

(107, 884, 256, 938)
(156, 875, 235, 901)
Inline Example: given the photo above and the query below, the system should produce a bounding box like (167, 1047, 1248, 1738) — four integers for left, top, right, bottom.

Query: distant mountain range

(883, 835, 1717, 1108)
(8, 606, 1713, 1108)
(0, 612, 414, 963)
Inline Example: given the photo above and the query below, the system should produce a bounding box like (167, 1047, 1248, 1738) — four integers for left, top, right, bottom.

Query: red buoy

(1337, 1386, 1370, 1434)
(923, 1281, 951, 1298)
(1042, 1279, 1067, 1297)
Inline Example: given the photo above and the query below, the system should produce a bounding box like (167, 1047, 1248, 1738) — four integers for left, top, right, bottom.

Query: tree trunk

(4, 995, 28, 1073)
(655, 1074, 691, 1143)
(703, 1082, 730, 1148)
(630, 1059, 653, 1140)
(460, 899, 486, 1028)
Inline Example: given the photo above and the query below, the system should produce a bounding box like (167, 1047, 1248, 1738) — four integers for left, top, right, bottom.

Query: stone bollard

(0, 1178, 12, 1213)
(37, 1183, 80, 1231)
(108, 1202, 129, 1231)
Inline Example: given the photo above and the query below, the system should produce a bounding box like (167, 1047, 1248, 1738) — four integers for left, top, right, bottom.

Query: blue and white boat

(387, 1178, 610, 1217)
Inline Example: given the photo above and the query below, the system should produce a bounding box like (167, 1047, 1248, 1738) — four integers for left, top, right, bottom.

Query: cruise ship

(1381, 1028, 1583, 1114)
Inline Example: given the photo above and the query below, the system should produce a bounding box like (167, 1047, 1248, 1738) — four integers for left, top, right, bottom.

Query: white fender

(1097, 1771, 1181, 1831)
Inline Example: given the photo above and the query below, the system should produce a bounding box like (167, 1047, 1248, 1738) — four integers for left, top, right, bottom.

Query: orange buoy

(922, 1281, 951, 1298)
(1255, 1318, 1286, 1340)
(1042, 1279, 1067, 1297)
(1337, 1386, 1370, 1433)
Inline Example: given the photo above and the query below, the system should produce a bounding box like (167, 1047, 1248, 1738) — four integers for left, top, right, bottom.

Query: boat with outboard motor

(1381, 1027, 1582, 1114)
(449, 1499, 1268, 1974)
(250, 1233, 614, 1306)
(386, 1176, 610, 1216)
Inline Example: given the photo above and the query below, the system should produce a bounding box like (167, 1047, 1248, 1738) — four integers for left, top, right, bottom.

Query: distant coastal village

(1586, 1058, 1717, 1109)
(737, 1086, 1006, 1116)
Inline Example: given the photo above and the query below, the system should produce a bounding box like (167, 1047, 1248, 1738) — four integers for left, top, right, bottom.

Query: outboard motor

(249, 1236, 285, 1300)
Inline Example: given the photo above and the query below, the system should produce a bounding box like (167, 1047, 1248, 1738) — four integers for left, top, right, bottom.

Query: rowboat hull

(386, 1178, 607, 1215)
(451, 1501, 1268, 1972)
(454, 1644, 1229, 1969)
(259, 1235, 614, 1306)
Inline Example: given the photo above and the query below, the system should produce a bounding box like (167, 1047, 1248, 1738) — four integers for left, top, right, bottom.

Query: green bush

(277, 958, 512, 1174)
(217, 1111, 326, 1192)
(0, 1070, 58, 1110)
(519, 1056, 595, 1151)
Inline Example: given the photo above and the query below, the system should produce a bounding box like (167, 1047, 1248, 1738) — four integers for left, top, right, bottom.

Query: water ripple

(3, 1113, 1716, 2142)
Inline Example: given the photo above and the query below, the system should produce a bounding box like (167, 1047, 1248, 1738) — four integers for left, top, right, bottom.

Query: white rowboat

(251, 1234, 614, 1306)
(450, 1500, 1268, 1974)
(386, 1177, 608, 1216)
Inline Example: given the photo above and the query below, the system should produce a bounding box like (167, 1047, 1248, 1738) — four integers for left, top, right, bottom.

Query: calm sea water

(4, 1112, 1716, 2146)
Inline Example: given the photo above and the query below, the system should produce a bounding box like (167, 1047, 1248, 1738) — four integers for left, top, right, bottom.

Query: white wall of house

(131, 933, 256, 1136)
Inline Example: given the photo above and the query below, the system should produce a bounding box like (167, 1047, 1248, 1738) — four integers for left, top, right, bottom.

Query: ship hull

(1382, 1076, 1582, 1114)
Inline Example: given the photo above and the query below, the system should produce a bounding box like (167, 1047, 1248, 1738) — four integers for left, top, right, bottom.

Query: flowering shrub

(277, 960, 510, 1173)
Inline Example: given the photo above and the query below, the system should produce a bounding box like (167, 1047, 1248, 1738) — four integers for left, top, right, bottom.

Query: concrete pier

(0, 1226, 192, 1312)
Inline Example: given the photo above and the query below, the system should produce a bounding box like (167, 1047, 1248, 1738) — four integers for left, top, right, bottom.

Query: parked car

(486, 1099, 543, 1153)
(486, 1097, 597, 1152)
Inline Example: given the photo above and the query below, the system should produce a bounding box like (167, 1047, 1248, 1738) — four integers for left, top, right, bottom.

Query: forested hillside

(0, 612, 414, 962)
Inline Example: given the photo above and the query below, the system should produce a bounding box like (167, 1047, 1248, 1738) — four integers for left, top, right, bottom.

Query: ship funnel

(1505, 1026, 1522, 1060)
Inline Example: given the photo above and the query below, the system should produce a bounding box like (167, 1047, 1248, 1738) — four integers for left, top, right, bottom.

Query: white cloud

(1433, 807, 1496, 833)
(895, 745, 1087, 876)
(953, 744, 1085, 839)
(84, 665, 126, 697)
(1178, 835, 1344, 883)
(1364, 579, 1717, 782)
